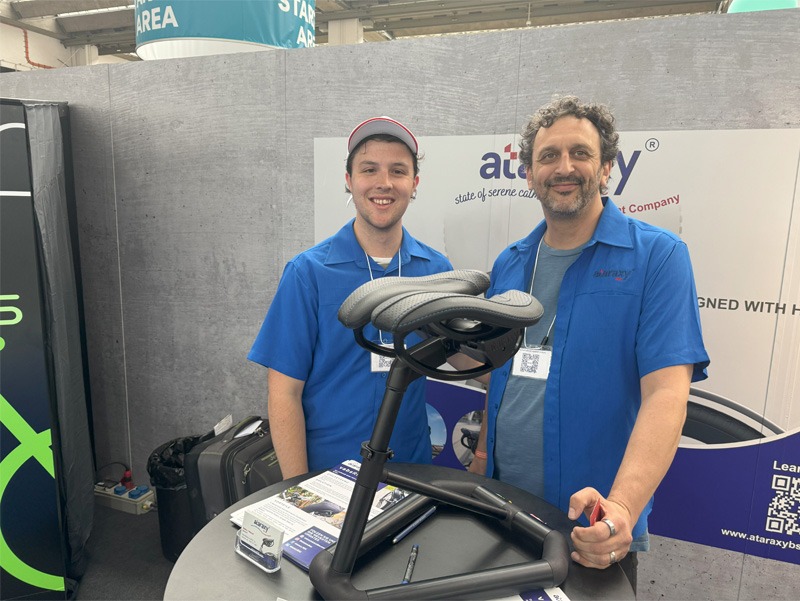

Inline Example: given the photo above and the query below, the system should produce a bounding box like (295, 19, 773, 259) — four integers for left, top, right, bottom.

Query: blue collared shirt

(485, 199, 710, 539)
(249, 220, 453, 470)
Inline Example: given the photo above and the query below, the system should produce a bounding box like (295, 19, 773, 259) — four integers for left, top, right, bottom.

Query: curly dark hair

(518, 96, 619, 170)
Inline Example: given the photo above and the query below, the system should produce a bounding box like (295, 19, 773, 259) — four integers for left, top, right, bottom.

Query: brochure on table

(504, 590, 571, 601)
(230, 460, 410, 570)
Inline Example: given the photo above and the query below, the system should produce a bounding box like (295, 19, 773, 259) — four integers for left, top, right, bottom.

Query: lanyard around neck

(364, 249, 401, 281)
(526, 238, 556, 347)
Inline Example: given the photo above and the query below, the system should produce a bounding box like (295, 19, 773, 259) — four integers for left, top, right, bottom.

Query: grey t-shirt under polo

(493, 241, 582, 497)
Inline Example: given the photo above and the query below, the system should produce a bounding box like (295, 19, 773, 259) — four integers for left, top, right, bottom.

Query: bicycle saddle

(371, 289, 543, 335)
(339, 270, 543, 380)
(338, 269, 491, 329)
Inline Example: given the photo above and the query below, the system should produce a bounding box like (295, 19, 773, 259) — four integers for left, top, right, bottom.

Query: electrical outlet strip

(94, 482, 155, 515)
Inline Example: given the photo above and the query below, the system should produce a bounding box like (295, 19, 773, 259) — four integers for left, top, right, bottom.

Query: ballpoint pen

(401, 544, 419, 584)
(392, 505, 436, 544)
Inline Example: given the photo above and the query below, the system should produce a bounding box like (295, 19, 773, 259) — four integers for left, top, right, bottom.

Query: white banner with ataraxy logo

(314, 130, 800, 564)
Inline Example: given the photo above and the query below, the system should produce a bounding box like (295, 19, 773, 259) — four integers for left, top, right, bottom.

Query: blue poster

(651, 430, 800, 564)
(425, 380, 486, 471)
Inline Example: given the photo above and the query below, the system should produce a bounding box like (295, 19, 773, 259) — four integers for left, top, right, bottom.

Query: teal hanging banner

(728, 0, 798, 12)
(135, 0, 316, 51)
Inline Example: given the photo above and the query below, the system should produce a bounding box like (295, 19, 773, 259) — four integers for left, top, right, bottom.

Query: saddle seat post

(329, 336, 447, 575)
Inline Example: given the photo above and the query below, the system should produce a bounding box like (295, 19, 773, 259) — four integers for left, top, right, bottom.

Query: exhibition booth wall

(1, 8, 798, 595)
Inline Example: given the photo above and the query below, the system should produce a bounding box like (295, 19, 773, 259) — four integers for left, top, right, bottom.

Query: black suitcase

(183, 417, 258, 532)
(185, 416, 282, 530)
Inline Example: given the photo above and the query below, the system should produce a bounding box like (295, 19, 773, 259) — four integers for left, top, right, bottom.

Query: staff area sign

(314, 129, 800, 564)
(136, 0, 315, 58)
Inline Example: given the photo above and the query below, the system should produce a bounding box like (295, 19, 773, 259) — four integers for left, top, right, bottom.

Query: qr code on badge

(520, 353, 540, 373)
(765, 474, 800, 536)
(376, 355, 394, 370)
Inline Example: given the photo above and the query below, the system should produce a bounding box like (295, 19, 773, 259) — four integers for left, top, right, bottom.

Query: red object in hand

(120, 469, 134, 490)
(589, 499, 604, 525)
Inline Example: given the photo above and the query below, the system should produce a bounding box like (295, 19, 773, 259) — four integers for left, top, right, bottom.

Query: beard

(532, 168, 604, 220)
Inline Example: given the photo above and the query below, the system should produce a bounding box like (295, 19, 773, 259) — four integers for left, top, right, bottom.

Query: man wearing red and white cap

(249, 117, 453, 478)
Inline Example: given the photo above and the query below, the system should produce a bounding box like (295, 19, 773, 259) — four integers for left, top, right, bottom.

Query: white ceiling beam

(11, 0, 131, 19)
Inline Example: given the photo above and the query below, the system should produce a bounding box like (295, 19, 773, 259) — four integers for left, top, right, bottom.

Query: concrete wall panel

(105, 52, 287, 466)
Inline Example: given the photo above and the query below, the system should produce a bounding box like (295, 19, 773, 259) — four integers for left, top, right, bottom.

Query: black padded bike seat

(372, 289, 543, 335)
(338, 269, 490, 329)
(338, 270, 544, 380)
(339, 269, 543, 334)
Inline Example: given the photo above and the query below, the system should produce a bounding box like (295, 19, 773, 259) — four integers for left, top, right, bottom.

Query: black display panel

(1, 99, 67, 600)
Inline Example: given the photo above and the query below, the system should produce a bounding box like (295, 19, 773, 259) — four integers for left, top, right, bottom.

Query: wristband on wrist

(473, 449, 488, 460)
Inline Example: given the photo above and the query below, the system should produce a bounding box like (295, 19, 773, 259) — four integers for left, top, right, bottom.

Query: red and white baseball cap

(347, 116, 418, 155)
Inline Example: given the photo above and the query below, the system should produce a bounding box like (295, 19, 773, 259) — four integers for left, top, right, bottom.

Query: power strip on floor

(94, 482, 155, 515)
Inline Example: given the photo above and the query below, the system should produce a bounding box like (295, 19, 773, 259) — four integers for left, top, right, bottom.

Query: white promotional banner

(314, 130, 800, 563)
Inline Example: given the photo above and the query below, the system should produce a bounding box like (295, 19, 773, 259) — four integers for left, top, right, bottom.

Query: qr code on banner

(765, 474, 800, 536)
(520, 353, 540, 373)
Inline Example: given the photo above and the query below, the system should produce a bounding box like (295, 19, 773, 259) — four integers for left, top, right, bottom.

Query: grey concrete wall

(2, 9, 798, 599)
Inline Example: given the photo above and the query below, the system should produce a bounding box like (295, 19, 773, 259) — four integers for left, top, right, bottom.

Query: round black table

(164, 464, 634, 600)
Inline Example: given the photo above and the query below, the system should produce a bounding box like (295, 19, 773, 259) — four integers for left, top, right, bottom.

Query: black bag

(147, 432, 215, 561)
(184, 416, 282, 531)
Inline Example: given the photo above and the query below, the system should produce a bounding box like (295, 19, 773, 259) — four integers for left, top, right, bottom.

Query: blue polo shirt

(249, 220, 453, 471)
(485, 199, 709, 539)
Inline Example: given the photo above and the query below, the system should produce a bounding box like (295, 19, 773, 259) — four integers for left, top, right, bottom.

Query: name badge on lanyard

(371, 344, 395, 372)
(512, 346, 552, 380)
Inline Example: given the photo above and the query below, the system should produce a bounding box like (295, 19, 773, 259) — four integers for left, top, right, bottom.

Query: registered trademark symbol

(645, 138, 660, 151)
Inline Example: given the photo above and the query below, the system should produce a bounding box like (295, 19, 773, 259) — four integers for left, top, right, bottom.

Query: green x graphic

(0, 392, 65, 591)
